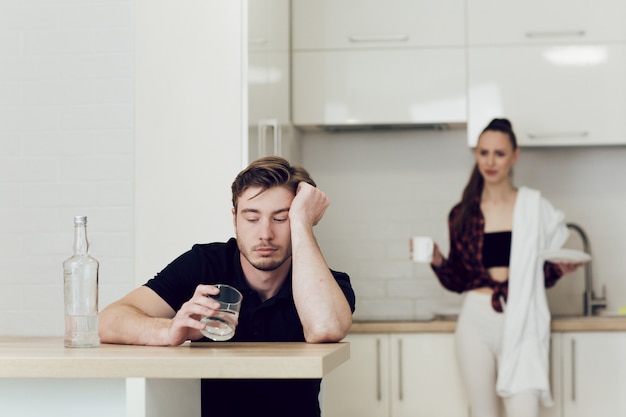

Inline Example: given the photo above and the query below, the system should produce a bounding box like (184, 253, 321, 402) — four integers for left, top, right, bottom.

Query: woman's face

(474, 130, 520, 185)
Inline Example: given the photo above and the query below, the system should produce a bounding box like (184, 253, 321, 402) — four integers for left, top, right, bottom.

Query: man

(99, 156, 356, 417)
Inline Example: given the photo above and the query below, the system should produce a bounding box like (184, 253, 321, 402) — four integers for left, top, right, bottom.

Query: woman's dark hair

(451, 118, 517, 235)
(231, 156, 316, 211)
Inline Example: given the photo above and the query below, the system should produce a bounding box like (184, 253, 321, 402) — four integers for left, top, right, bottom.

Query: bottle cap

(74, 216, 87, 224)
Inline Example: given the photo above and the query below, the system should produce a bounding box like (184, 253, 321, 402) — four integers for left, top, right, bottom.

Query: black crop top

(482, 231, 512, 268)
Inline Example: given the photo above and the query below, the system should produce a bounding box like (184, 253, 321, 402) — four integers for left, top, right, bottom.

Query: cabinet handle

(248, 37, 268, 45)
(257, 119, 281, 157)
(275, 123, 282, 156)
(527, 131, 588, 140)
(376, 338, 382, 402)
(525, 30, 586, 39)
(348, 34, 409, 43)
(571, 338, 577, 402)
(398, 338, 403, 401)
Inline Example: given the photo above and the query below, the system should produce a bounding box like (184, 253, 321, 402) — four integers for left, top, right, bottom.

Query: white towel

(496, 187, 569, 406)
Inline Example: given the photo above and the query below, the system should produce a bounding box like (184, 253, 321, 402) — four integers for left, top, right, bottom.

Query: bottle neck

(73, 223, 89, 255)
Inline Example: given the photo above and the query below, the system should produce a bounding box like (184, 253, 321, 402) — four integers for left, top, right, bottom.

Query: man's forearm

(290, 223, 352, 343)
(99, 303, 173, 346)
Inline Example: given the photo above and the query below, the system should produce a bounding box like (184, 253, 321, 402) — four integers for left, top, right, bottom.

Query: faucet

(566, 222, 607, 316)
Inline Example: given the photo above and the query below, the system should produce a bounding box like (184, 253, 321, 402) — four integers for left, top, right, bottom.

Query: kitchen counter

(0, 336, 349, 379)
(350, 315, 626, 333)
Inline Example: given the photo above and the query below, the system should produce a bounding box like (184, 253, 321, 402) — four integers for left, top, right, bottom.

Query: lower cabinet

(322, 331, 626, 417)
(558, 332, 626, 417)
(321, 333, 469, 417)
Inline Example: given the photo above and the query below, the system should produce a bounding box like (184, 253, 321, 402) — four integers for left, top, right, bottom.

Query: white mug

(410, 236, 434, 263)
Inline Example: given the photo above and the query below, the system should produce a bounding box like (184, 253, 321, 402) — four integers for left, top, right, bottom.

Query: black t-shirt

(144, 238, 356, 417)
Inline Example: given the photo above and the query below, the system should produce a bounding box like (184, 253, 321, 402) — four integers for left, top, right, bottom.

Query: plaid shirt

(431, 200, 563, 312)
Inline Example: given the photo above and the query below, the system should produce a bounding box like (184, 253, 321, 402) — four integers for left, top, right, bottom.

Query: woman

(430, 118, 580, 417)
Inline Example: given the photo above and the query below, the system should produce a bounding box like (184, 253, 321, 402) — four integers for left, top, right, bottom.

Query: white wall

(0, 0, 135, 336)
(133, 0, 244, 286)
(302, 129, 626, 320)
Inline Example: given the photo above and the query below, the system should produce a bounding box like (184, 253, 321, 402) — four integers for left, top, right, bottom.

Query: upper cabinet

(248, 0, 300, 164)
(293, 0, 465, 49)
(466, 0, 626, 147)
(467, 0, 626, 46)
(291, 0, 467, 128)
(248, 0, 289, 52)
(467, 44, 626, 147)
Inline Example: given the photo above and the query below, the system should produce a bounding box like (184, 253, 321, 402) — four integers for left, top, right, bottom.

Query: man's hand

(289, 182, 329, 228)
(168, 284, 223, 345)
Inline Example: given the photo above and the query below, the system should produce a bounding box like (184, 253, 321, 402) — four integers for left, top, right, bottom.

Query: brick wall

(0, 0, 134, 336)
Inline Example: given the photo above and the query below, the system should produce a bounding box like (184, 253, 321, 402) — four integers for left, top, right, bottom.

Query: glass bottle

(63, 215, 100, 347)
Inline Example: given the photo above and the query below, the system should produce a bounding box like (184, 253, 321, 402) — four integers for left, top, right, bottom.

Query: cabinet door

(468, 0, 626, 45)
(293, 0, 465, 50)
(390, 334, 468, 417)
(248, 0, 299, 164)
(467, 44, 626, 147)
(322, 334, 390, 417)
(248, 0, 289, 52)
(249, 51, 290, 124)
(293, 49, 466, 127)
(561, 332, 626, 417)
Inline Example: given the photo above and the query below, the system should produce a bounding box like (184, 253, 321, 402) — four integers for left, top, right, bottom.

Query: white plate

(539, 248, 591, 263)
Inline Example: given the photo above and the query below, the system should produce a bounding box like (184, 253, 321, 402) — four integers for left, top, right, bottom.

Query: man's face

(233, 185, 294, 271)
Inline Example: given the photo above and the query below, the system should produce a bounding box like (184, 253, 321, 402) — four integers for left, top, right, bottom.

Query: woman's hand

(557, 261, 583, 276)
(431, 242, 444, 267)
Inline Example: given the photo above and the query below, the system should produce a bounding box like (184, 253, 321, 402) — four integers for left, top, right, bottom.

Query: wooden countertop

(0, 337, 349, 379)
(350, 316, 626, 334)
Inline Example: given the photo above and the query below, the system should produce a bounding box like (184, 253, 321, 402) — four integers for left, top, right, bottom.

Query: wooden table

(0, 337, 350, 417)
(0, 337, 349, 379)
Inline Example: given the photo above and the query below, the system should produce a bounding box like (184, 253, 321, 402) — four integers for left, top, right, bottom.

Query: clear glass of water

(200, 284, 243, 341)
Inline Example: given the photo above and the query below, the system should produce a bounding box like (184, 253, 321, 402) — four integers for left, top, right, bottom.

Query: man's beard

(239, 245, 291, 272)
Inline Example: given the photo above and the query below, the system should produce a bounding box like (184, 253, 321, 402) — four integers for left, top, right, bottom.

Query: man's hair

(231, 156, 316, 210)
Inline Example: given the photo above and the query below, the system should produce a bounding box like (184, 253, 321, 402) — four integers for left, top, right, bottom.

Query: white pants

(455, 291, 540, 417)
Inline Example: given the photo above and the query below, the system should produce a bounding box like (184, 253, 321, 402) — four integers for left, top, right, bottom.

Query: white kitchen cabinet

(322, 334, 391, 417)
(390, 333, 468, 417)
(292, 0, 467, 128)
(322, 333, 469, 417)
(466, 0, 626, 147)
(324, 331, 626, 417)
(467, 44, 626, 147)
(248, 0, 289, 52)
(560, 332, 626, 416)
(293, 0, 465, 50)
(293, 49, 466, 127)
(248, 0, 300, 164)
(468, 0, 626, 46)
(248, 50, 299, 162)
